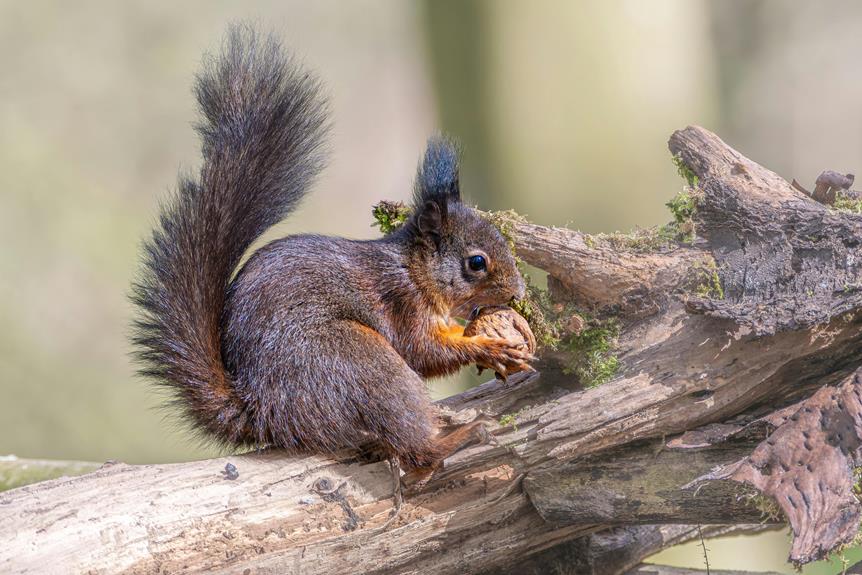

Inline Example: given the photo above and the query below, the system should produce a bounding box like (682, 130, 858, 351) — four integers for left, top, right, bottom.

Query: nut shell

(464, 306, 536, 353)
(464, 306, 536, 380)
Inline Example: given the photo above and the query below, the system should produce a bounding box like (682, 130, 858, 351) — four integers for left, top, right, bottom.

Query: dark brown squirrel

(131, 26, 532, 471)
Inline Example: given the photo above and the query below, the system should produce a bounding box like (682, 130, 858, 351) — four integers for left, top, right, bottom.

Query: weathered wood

(0, 450, 584, 574)
(523, 436, 773, 525)
(670, 127, 862, 335)
(2, 126, 861, 574)
(502, 218, 702, 317)
(695, 371, 862, 564)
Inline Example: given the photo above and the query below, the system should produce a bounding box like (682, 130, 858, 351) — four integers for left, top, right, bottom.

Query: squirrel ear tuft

(413, 136, 461, 205)
(409, 136, 460, 248)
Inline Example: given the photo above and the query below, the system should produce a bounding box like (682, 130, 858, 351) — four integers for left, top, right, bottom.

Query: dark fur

(132, 26, 526, 468)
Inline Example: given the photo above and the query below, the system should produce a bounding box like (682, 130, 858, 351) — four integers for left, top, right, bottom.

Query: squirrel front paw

(473, 337, 536, 379)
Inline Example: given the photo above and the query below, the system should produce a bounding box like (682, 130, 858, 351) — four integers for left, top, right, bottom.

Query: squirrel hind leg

(328, 322, 492, 472)
(313, 320, 448, 469)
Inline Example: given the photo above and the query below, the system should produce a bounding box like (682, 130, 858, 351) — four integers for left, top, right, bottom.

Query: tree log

(2, 126, 861, 574)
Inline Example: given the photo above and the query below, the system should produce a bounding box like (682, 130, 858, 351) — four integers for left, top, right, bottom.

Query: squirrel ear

(414, 136, 461, 205)
(415, 199, 447, 247)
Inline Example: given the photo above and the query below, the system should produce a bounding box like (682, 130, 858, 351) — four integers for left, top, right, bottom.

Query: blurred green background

(2, 0, 861, 572)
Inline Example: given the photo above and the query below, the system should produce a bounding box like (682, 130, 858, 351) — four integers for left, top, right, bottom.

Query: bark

(2, 126, 861, 574)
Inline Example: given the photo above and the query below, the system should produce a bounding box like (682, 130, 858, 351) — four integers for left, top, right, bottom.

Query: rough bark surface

(2, 126, 861, 574)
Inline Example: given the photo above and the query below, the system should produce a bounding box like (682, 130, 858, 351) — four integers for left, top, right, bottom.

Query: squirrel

(131, 26, 531, 472)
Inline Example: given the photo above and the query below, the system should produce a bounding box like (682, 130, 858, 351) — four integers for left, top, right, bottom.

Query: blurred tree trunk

(424, 0, 715, 231)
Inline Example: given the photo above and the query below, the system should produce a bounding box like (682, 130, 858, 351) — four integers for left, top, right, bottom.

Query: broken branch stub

(669, 127, 862, 335)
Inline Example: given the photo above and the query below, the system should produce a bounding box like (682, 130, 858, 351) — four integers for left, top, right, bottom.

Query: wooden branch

(2, 126, 861, 574)
(669, 127, 862, 335)
(523, 435, 776, 525)
(502, 219, 702, 317)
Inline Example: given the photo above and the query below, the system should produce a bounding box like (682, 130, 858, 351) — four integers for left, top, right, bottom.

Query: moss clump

(672, 153, 699, 189)
(371, 200, 411, 234)
(562, 317, 621, 388)
(834, 192, 862, 214)
(589, 226, 680, 254)
(667, 189, 697, 224)
(663, 190, 699, 244)
(585, 217, 699, 254)
(510, 284, 561, 349)
(691, 258, 724, 300)
(666, 154, 703, 244)
(498, 413, 516, 428)
(482, 209, 529, 258)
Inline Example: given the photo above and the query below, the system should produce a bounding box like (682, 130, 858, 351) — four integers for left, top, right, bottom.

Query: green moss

(511, 284, 561, 349)
(665, 154, 702, 244)
(481, 209, 527, 251)
(592, 226, 679, 254)
(591, 186, 700, 253)
(498, 413, 516, 428)
(667, 190, 697, 224)
(663, 190, 698, 244)
(672, 153, 699, 189)
(562, 317, 621, 388)
(691, 258, 724, 300)
(834, 192, 862, 214)
(853, 467, 862, 501)
(371, 200, 411, 234)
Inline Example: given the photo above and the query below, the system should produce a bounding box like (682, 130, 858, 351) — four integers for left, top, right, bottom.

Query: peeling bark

(695, 371, 862, 564)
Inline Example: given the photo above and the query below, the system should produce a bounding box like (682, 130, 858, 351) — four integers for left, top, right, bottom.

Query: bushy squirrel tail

(131, 25, 328, 445)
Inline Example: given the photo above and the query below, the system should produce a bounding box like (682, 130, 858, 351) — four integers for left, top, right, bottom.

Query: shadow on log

(1, 126, 861, 574)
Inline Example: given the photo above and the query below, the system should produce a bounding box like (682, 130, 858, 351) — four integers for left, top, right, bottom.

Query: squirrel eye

(467, 254, 487, 272)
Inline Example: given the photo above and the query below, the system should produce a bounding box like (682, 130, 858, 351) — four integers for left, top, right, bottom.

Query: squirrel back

(131, 26, 328, 445)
